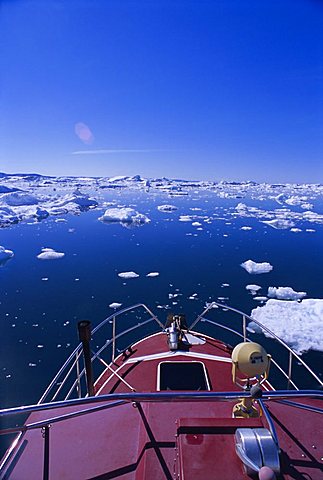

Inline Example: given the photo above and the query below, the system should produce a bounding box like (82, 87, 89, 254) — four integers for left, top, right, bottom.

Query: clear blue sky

(1, 0, 322, 182)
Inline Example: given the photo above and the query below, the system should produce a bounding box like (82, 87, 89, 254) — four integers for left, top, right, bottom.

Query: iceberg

(157, 205, 178, 212)
(0, 246, 14, 262)
(246, 284, 262, 294)
(251, 298, 323, 353)
(0, 192, 39, 206)
(37, 248, 65, 260)
(262, 219, 295, 229)
(267, 286, 307, 301)
(99, 208, 150, 225)
(241, 260, 273, 274)
(118, 271, 139, 279)
(109, 302, 122, 309)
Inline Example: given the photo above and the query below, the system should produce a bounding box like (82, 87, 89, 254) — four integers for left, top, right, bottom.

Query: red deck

(1, 331, 322, 479)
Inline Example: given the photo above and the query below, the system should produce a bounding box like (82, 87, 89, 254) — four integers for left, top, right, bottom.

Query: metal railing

(36, 301, 323, 406)
(190, 301, 323, 390)
(1, 301, 323, 478)
(38, 303, 164, 404)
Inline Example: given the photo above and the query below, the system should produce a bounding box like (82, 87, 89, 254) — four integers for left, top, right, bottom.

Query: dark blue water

(1, 190, 322, 413)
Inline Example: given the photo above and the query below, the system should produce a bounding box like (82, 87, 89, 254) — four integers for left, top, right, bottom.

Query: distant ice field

(0, 175, 323, 410)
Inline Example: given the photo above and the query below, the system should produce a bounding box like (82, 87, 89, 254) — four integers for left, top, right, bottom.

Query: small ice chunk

(290, 228, 302, 233)
(179, 215, 192, 222)
(262, 219, 294, 229)
(146, 272, 160, 277)
(253, 296, 268, 302)
(306, 229, 315, 233)
(240, 226, 252, 231)
(246, 284, 262, 292)
(55, 218, 67, 223)
(267, 286, 307, 301)
(37, 248, 65, 260)
(221, 283, 230, 287)
(109, 302, 122, 309)
(0, 246, 14, 262)
(241, 260, 273, 274)
(192, 222, 202, 227)
(118, 271, 139, 279)
(157, 205, 178, 212)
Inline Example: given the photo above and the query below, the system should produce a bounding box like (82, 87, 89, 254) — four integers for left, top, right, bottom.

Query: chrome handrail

(1, 390, 322, 420)
(38, 304, 163, 404)
(38, 301, 322, 406)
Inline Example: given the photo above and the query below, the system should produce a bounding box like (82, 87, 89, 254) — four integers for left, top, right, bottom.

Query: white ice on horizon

(146, 272, 160, 277)
(118, 271, 139, 279)
(251, 298, 323, 353)
(0, 246, 14, 261)
(241, 260, 273, 274)
(99, 207, 150, 225)
(37, 248, 65, 260)
(267, 286, 307, 300)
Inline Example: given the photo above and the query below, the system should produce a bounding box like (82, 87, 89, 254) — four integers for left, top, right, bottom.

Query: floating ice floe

(262, 219, 295, 229)
(0, 192, 39, 206)
(118, 271, 139, 279)
(157, 205, 178, 212)
(179, 215, 193, 222)
(267, 286, 307, 301)
(241, 260, 273, 274)
(290, 228, 302, 233)
(192, 222, 202, 227)
(109, 302, 122, 309)
(99, 207, 150, 226)
(253, 296, 268, 302)
(246, 284, 262, 294)
(240, 226, 252, 231)
(251, 298, 323, 353)
(146, 272, 160, 277)
(37, 248, 65, 260)
(0, 246, 14, 262)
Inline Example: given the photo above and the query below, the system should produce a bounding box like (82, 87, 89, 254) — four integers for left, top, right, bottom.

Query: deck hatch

(158, 361, 209, 391)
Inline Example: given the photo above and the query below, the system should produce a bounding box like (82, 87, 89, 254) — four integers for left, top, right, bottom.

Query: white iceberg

(157, 205, 178, 212)
(262, 219, 295, 229)
(118, 271, 139, 279)
(241, 260, 273, 274)
(37, 248, 65, 260)
(109, 302, 122, 309)
(146, 272, 160, 277)
(246, 284, 262, 294)
(99, 207, 150, 225)
(251, 298, 323, 353)
(267, 286, 307, 301)
(0, 192, 39, 206)
(0, 246, 14, 262)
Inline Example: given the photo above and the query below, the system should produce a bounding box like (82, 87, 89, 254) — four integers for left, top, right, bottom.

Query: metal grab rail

(201, 318, 298, 390)
(38, 304, 164, 404)
(1, 390, 322, 420)
(191, 301, 323, 389)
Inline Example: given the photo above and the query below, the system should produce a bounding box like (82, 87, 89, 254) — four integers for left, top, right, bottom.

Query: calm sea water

(1, 189, 322, 415)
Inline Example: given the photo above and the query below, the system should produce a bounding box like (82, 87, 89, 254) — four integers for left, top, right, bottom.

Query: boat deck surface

(1, 332, 322, 479)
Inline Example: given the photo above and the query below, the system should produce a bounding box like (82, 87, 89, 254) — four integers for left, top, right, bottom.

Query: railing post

(287, 350, 293, 390)
(76, 352, 82, 398)
(42, 425, 50, 480)
(242, 315, 247, 342)
(78, 321, 95, 397)
(112, 316, 116, 362)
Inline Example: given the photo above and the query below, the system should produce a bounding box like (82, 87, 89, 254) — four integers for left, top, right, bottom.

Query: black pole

(42, 425, 50, 480)
(78, 321, 95, 396)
